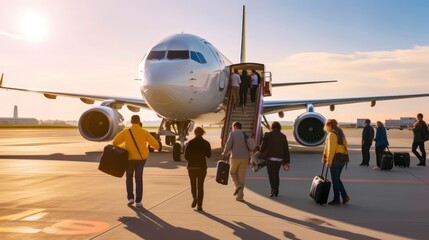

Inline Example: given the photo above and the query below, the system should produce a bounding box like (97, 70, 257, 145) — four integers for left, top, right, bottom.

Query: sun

(17, 9, 48, 42)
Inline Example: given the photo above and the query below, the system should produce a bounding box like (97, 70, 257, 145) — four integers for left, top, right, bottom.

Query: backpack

(422, 124, 429, 141)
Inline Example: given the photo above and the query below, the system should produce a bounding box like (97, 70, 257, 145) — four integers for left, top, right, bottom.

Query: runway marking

(246, 176, 425, 184)
(22, 212, 49, 221)
(0, 208, 45, 221)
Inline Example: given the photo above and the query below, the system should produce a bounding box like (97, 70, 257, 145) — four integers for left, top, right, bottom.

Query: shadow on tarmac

(118, 206, 217, 239)
(243, 201, 379, 240)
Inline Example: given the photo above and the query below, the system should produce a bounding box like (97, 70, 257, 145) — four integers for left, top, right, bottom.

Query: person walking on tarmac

(113, 115, 159, 208)
(221, 121, 252, 202)
(322, 119, 350, 206)
(184, 127, 211, 211)
(360, 119, 374, 166)
(412, 113, 427, 166)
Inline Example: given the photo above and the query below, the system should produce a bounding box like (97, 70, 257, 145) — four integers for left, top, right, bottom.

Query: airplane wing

(263, 93, 429, 115)
(0, 74, 150, 112)
(272, 80, 337, 87)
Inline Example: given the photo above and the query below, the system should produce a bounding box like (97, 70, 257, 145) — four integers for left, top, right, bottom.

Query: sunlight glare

(17, 10, 48, 42)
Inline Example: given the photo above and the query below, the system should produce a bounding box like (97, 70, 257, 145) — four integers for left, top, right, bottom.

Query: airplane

(2, 5, 429, 161)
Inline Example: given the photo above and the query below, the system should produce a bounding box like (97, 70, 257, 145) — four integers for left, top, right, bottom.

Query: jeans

(126, 160, 146, 203)
(239, 86, 248, 106)
(412, 141, 426, 164)
(188, 169, 207, 207)
(330, 159, 348, 201)
(266, 160, 281, 193)
(250, 85, 259, 103)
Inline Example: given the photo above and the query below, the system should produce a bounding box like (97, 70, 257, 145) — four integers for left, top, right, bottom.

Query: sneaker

(135, 202, 143, 208)
(342, 196, 350, 204)
(235, 198, 245, 202)
(373, 166, 380, 170)
(417, 163, 426, 166)
(127, 199, 134, 205)
(197, 206, 203, 211)
(328, 200, 341, 206)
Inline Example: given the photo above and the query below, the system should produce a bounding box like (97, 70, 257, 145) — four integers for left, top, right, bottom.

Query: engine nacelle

(293, 112, 326, 146)
(78, 106, 125, 141)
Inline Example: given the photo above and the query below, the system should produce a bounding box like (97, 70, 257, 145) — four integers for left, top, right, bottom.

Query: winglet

(0, 73, 3, 87)
(240, 5, 246, 63)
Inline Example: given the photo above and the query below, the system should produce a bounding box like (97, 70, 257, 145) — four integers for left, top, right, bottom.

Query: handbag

(334, 152, 349, 165)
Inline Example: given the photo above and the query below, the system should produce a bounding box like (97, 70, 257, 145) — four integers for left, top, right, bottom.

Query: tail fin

(0, 73, 4, 87)
(240, 5, 246, 63)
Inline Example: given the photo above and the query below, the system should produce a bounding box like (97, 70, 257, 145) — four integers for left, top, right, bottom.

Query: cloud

(268, 46, 429, 90)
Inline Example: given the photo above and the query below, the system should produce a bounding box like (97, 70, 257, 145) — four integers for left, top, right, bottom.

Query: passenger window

(196, 52, 207, 63)
(191, 51, 201, 63)
(147, 51, 166, 60)
(167, 51, 189, 60)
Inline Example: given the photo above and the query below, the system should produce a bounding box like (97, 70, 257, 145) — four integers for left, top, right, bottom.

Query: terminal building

(0, 106, 38, 126)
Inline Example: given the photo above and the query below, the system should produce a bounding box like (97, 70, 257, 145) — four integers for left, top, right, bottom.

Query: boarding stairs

(221, 69, 272, 148)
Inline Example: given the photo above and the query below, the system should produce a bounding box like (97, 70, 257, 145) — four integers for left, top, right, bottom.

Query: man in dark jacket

(360, 119, 374, 166)
(260, 122, 290, 197)
(412, 113, 427, 166)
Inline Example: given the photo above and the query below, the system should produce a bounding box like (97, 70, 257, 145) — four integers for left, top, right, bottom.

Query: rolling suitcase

(380, 149, 394, 171)
(216, 160, 230, 185)
(98, 144, 129, 178)
(394, 152, 410, 168)
(310, 164, 331, 205)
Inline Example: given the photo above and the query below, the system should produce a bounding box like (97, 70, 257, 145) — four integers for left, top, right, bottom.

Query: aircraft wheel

(173, 143, 181, 161)
(157, 141, 162, 152)
(148, 144, 154, 152)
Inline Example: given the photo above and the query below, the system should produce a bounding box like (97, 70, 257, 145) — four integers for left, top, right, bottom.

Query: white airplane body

(140, 33, 231, 123)
(2, 5, 429, 160)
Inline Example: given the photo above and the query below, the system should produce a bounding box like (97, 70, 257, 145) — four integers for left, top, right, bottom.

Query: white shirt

(251, 73, 259, 86)
(231, 73, 241, 87)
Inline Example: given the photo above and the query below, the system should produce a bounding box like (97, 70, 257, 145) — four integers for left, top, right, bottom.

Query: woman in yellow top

(322, 119, 350, 206)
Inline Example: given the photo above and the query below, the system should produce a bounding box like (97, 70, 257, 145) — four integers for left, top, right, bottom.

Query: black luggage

(394, 152, 410, 168)
(380, 150, 394, 171)
(310, 164, 331, 205)
(98, 144, 128, 178)
(216, 160, 230, 185)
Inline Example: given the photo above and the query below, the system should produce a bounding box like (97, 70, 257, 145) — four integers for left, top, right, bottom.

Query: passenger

(322, 119, 350, 205)
(412, 113, 427, 166)
(221, 121, 251, 202)
(250, 69, 260, 104)
(239, 69, 250, 107)
(373, 121, 389, 170)
(360, 119, 374, 166)
(112, 115, 159, 208)
(184, 127, 211, 211)
(230, 69, 241, 108)
(260, 121, 290, 197)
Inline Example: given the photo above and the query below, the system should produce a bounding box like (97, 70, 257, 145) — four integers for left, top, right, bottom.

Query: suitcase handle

(321, 163, 329, 178)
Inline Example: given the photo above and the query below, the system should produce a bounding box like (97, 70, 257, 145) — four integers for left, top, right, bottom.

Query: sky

(1, 0, 429, 124)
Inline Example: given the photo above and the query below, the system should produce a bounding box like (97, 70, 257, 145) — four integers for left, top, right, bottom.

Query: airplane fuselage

(138, 34, 232, 123)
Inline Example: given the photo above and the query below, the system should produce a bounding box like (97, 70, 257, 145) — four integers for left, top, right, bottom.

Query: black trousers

(239, 86, 248, 106)
(188, 169, 207, 207)
(266, 160, 281, 193)
(361, 143, 372, 164)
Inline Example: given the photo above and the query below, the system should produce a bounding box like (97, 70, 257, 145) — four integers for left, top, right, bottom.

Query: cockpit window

(167, 51, 189, 60)
(147, 51, 166, 60)
(196, 52, 207, 64)
(190, 51, 207, 64)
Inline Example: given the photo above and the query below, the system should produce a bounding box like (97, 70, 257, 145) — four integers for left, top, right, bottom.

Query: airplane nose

(141, 62, 186, 104)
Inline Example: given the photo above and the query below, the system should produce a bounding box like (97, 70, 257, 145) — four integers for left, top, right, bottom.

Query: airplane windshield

(191, 51, 207, 64)
(167, 51, 189, 60)
(147, 51, 166, 60)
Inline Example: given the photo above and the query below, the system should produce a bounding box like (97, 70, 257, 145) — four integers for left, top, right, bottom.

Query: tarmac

(0, 128, 428, 240)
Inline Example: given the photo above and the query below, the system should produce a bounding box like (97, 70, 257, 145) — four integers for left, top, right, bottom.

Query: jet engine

(293, 112, 326, 146)
(78, 106, 125, 141)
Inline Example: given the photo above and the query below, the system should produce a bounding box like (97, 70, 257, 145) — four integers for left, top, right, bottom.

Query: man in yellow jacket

(113, 115, 159, 207)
